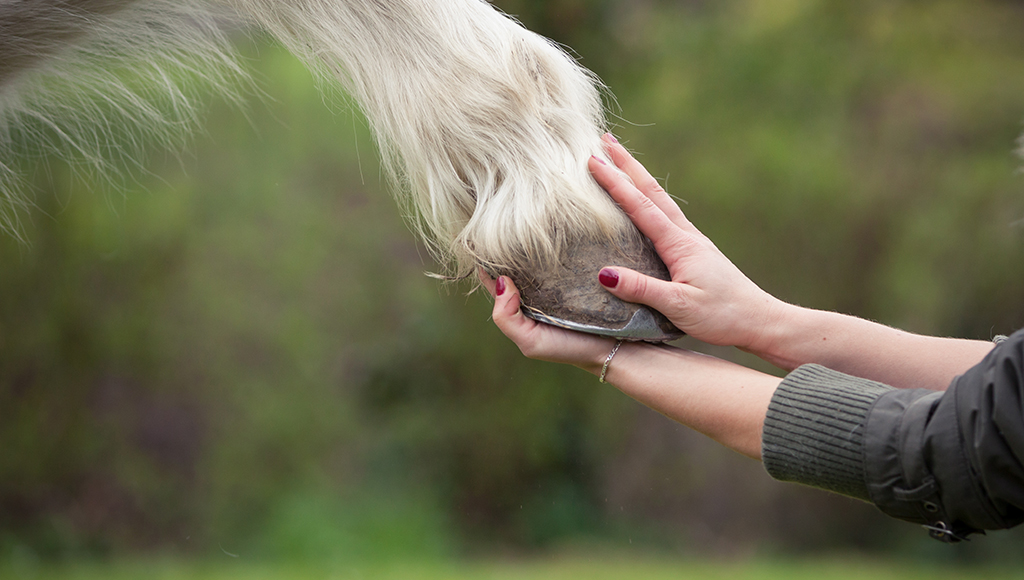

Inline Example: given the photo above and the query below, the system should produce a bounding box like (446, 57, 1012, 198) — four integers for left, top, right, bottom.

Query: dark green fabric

(762, 364, 893, 501)
(868, 328, 1024, 539)
(762, 329, 1024, 542)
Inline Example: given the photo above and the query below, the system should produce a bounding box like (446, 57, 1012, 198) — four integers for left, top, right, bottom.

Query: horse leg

(0, 0, 681, 340)
(231, 0, 682, 340)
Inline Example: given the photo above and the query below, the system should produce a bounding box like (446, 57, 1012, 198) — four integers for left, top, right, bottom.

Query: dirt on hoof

(497, 234, 683, 342)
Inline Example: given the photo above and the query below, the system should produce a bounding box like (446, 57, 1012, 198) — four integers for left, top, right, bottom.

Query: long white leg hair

(0, 0, 247, 234)
(0, 0, 634, 278)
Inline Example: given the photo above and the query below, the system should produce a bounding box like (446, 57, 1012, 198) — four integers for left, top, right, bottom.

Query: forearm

(753, 303, 994, 390)
(594, 342, 780, 459)
(764, 329, 1024, 541)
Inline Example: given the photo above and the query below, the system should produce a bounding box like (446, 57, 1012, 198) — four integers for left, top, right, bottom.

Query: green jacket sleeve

(761, 329, 1024, 542)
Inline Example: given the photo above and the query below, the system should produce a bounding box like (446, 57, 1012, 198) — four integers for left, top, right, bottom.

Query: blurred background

(4, 0, 1024, 577)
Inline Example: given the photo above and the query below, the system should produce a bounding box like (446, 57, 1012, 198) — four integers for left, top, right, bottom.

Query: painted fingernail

(598, 268, 619, 288)
(591, 155, 607, 165)
(604, 132, 619, 144)
(495, 276, 506, 296)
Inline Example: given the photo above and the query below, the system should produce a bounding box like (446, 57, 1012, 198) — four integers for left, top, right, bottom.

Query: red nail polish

(598, 268, 619, 288)
(605, 133, 619, 144)
(591, 155, 606, 166)
(495, 276, 506, 296)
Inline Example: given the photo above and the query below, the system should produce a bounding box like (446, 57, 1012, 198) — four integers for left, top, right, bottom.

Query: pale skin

(480, 133, 995, 461)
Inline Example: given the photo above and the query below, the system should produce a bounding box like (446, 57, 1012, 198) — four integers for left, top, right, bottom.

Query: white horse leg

(229, 0, 681, 340)
(0, 0, 681, 340)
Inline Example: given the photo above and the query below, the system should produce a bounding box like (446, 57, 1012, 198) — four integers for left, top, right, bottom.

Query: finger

(602, 134, 676, 208)
(589, 155, 690, 264)
(598, 266, 690, 318)
(602, 134, 696, 234)
(488, 275, 620, 369)
(478, 267, 497, 296)
(488, 276, 539, 343)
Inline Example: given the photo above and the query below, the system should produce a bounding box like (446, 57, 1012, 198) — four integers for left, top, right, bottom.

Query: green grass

(6, 556, 1024, 580)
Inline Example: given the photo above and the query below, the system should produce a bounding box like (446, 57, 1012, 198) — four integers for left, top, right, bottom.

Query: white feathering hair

(1, 0, 635, 276)
(0, 0, 248, 235)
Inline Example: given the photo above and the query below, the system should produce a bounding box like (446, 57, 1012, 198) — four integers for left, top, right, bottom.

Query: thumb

(598, 266, 681, 314)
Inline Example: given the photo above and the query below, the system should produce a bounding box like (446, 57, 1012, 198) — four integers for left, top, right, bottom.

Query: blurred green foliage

(3, 0, 1024, 567)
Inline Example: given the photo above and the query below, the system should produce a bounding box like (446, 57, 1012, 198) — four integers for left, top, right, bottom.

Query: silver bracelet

(599, 339, 624, 383)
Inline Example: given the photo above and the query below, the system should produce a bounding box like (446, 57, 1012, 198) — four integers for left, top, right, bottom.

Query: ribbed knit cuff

(762, 364, 895, 502)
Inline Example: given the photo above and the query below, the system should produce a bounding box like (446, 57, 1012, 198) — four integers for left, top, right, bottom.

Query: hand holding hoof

(590, 134, 785, 353)
(479, 270, 616, 375)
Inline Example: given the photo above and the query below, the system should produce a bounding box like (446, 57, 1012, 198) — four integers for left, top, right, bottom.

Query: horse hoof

(495, 235, 684, 342)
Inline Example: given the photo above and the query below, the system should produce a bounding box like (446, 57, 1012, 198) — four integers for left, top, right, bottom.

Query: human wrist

(742, 298, 805, 368)
(579, 338, 620, 376)
(597, 339, 625, 383)
(590, 340, 652, 384)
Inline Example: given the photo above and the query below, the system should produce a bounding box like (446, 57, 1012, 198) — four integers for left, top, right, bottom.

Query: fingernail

(604, 132, 619, 144)
(598, 268, 619, 288)
(591, 155, 607, 166)
(495, 276, 506, 296)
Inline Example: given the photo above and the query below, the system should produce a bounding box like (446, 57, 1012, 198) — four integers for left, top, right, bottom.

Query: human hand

(479, 270, 617, 375)
(588, 134, 785, 353)
(480, 268, 778, 460)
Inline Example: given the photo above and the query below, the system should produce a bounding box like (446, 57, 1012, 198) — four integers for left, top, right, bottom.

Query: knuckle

(664, 287, 693, 318)
(634, 195, 659, 214)
(627, 273, 650, 300)
(665, 231, 701, 257)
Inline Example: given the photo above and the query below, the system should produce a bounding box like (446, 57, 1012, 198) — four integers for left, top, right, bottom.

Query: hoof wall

(522, 304, 683, 342)
(496, 234, 684, 343)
